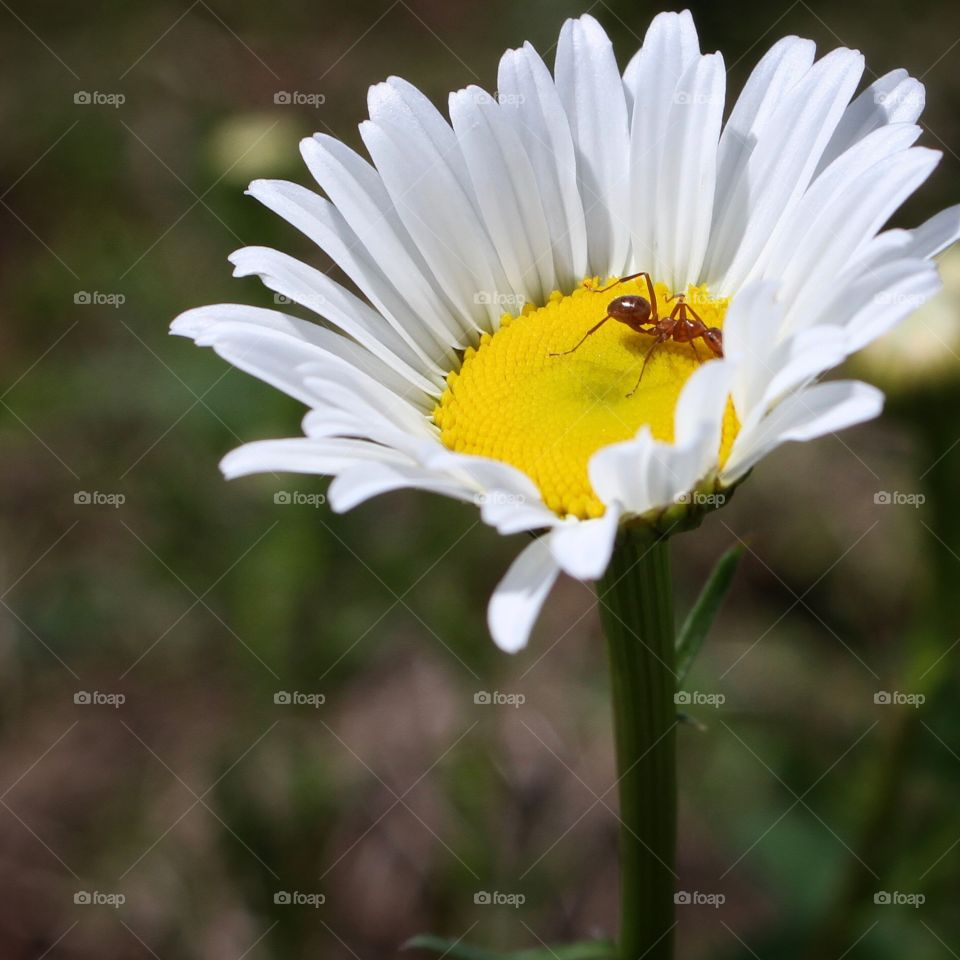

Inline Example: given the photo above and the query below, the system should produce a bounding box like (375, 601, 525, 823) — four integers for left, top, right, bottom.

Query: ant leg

(627, 332, 669, 397)
(689, 338, 703, 364)
(666, 299, 686, 320)
(550, 316, 610, 356)
(594, 271, 651, 294)
(642, 271, 659, 323)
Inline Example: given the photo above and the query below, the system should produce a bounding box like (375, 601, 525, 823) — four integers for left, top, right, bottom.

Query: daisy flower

(173, 11, 960, 654)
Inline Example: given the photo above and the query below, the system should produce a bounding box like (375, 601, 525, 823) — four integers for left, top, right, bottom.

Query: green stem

(598, 531, 677, 960)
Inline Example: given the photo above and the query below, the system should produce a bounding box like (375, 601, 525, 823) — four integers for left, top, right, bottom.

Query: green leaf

(675, 544, 744, 685)
(402, 935, 617, 960)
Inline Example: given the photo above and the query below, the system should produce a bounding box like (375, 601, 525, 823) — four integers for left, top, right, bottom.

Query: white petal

(905, 204, 960, 260)
(488, 537, 560, 653)
(300, 407, 428, 459)
(705, 47, 865, 292)
(776, 146, 941, 332)
(360, 90, 513, 331)
(713, 36, 816, 227)
(628, 10, 701, 276)
(416, 447, 558, 536)
(449, 86, 555, 304)
(723, 380, 883, 483)
(229, 245, 446, 381)
(299, 360, 432, 439)
(721, 282, 782, 363)
(247, 178, 467, 351)
(556, 15, 631, 277)
(753, 327, 850, 411)
(421, 448, 543, 502)
(221, 437, 410, 479)
(761, 123, 923, 286)
(846, 205, 960, 276)
(497, 42, 588, 287)
(589, 428, 680, 515)
(588, 358, 733, 518)
(299, 382, 436, 459)
(657, 52, 725, 288)
(673, 358, 734, 466)
(721, 281, 787, 416)
(623, 10, 699, 107)
(817, 69, 925, 173)
(826, 259, 941, 353)
(480, 497, 560, 536)
(300, 135, 475, 342)
(328, 461, 476, 513)
(171, 303, 437, 408)
(373, 76, 475, 199)
(548, 506, 621, 581)
(192, 324, 333, 407)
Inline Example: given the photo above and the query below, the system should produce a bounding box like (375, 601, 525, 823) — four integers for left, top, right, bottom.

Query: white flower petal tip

(170, 306, 218, 340)
(172, 10, 957, 652)
(488, 538, 561, 654)
(548, 506, 622, 581)
(912, 205, 960, 260)
(722, 380, 884, 484)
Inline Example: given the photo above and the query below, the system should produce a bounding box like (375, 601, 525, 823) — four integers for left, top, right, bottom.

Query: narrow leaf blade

(676, 544, 744, 684)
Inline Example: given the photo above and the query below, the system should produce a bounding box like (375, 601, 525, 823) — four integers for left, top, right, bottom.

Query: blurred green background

(2, 0, 960, 957)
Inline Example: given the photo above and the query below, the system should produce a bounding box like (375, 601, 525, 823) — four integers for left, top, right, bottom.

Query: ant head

(608, 295, 651, 325)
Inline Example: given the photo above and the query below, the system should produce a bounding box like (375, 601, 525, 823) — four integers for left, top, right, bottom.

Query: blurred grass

(1, 0, 959, 958)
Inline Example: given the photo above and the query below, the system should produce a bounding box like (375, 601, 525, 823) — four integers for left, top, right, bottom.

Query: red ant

(550, 272, 724, 397)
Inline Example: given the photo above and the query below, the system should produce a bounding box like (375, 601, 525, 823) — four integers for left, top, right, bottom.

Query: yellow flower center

(434, 277, 739, 520)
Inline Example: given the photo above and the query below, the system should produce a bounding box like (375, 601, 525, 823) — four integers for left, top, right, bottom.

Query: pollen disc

(434, 277, 739, 520)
